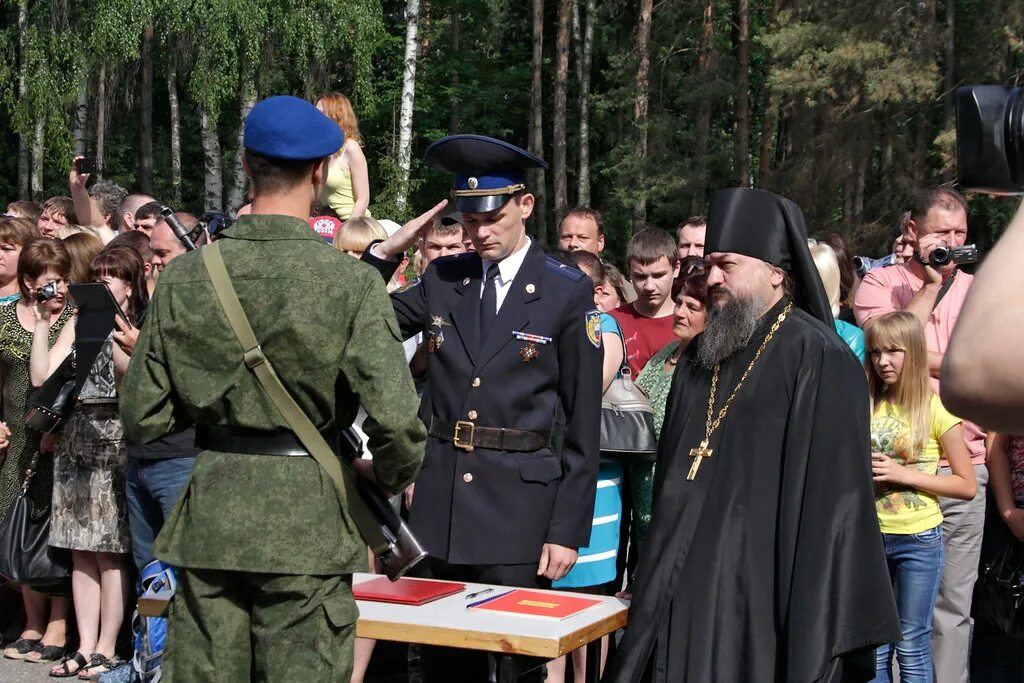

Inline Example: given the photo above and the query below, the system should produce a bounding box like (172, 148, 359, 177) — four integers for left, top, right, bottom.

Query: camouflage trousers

(164, 568, 357, 682)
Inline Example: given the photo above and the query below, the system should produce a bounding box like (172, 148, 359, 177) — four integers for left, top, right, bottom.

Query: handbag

(0, 451, 72, 588)
(972, 537, 1024, 640)
(24, 352, 78, 433)
(600, 336, 658, 459)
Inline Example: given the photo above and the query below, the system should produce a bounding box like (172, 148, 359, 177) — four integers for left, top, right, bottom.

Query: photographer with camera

(853, 187, 985, 683)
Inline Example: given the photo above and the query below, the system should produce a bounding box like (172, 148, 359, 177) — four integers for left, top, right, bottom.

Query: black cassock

(606, 297, 899, 683)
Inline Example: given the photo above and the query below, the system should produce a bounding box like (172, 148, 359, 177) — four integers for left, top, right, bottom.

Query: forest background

(1, 0, 1023, 260)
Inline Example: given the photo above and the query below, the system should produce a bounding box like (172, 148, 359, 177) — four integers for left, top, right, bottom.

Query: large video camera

(955, 85, 1024, 194)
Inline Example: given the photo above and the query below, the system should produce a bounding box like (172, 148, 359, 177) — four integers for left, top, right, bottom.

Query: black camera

(36, 281, 60, 302)
(928, 243, 979, 267)
(955, 85, 1024, 194)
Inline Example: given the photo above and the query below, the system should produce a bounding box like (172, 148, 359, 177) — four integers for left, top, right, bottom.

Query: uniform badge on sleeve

(585, 310, 602, 349)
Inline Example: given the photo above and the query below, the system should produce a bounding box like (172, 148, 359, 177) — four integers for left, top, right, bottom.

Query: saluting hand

(537, 543, 578, 581)
(375, 199, 449, 260)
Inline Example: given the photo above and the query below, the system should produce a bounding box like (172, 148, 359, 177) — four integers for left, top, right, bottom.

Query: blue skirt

(552, 459, 623, 589)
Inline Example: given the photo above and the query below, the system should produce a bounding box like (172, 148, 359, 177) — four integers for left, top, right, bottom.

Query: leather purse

(973, 537, 1024, 640)
(600, 339, 658, 459)
(0, 451, 72, 588)
(24, 352, 78, 433)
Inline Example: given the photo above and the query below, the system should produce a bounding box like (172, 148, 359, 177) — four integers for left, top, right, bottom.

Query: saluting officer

(367, 134, 603, 677)
(120, 96, 426, 682)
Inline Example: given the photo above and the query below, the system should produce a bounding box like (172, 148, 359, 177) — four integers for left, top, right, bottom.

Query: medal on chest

(513, 331, 551, 364)
(428, 315, 451, 353)
(687, 302, 792, 481)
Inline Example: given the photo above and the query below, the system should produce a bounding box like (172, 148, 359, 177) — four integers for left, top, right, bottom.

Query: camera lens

(930, 245, 950, 266)
(955, 85, 1024, 193)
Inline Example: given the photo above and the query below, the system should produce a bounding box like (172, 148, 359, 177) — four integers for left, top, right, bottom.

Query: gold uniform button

(467, 410, 478, 420)
(472, 377, 481, 388)
(463, 473, 474, 483)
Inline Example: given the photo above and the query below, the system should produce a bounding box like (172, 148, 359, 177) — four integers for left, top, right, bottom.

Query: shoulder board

(545, 256, 586, 282)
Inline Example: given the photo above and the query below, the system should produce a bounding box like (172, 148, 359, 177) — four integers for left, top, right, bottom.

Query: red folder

(354, 577, 466, 606)
(467, 589, 601, 620)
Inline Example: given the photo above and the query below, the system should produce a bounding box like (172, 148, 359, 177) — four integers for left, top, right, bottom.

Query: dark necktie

(479, 263, 500, 341)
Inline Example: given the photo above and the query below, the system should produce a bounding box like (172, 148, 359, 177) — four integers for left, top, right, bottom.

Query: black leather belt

(195, 425, 310, 457)
(428, 417, 550, 452)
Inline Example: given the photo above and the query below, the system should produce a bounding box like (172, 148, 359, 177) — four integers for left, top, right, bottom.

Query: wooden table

(140, 573, 629, 681)
(354, 573, 629, 682)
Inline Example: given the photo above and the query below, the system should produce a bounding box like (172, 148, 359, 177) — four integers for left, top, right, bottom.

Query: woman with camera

(0, 239, 75, 664)
(30, 246, 146, 678)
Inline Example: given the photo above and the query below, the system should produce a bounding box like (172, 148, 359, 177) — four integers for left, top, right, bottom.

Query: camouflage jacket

(119, 214, 425, 574)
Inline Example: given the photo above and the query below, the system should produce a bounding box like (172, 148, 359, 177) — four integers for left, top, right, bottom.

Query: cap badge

(467, 177, 479, 190)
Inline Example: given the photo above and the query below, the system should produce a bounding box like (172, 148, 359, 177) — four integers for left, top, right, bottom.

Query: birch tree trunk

(227, 74, 257, 213)
(138, 24, 155, 194)
(733, 0, 751, 186)
(576, 0, 594, 207)
(691, 0, 715, 213)
(31, 115, 45, 200)
(632, 0, 654, 233)
(395, 0, 422, 215)
(73, 81, 88, 157)
(168, 61, 182, 204)
(17, 0, 29, 198)
(96, 63, 107, 176)
(200, 108, 224, 212)
(450, 4, 461, 131)
(553, 0, 572, 223)
(528, 0, 548, 244)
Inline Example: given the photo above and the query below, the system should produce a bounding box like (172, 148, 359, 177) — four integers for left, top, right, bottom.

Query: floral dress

(0, 303, 75, 523)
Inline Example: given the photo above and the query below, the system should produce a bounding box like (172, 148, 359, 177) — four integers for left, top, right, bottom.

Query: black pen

(464, 587, 494, 601)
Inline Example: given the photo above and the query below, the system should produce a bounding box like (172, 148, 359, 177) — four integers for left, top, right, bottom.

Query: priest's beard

(697, 290, 767, 369)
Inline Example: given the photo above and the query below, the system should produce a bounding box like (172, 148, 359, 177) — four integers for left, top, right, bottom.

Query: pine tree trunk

(96, 63, 107, 176)
(395, 0, 422, 215)
(528, 0, 548, 244)
(450, 4, 461, 131)
(940, 0, 955, 181)
(576, 0, 594, 207)
(691, 0, 716, 213)
(73, 81, 88, 157)
(17, 0, 29, 198)
(632, 0, 654, 233)
(31, 115, 45, 200)
(734, 0, 751, 186)
(553, 0, 572, 223)
(168, 61, 182, 204)
(227, 74, 257, 213)
(138, 24, 155, 194)
(200, 108, 224, 212)
(757, 0, 783, 187)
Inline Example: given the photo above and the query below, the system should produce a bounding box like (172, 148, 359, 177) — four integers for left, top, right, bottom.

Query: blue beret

(243, 96, 344, 161)
(425, 135, 548, 213)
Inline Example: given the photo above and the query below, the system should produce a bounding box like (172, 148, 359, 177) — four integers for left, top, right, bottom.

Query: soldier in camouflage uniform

(119, 96, 427, 682)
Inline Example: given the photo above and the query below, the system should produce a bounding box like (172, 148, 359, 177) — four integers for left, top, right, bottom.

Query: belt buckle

(453, 420, 475, 451)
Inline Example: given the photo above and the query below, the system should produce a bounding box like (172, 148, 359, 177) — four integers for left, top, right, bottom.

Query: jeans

(125, 457, 196, 572)
(871, 526, 945, 683)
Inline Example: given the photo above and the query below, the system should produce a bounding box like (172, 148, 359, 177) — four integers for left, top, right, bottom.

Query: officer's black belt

(429, 417, 550, 452)
(195, 425, 310, 457)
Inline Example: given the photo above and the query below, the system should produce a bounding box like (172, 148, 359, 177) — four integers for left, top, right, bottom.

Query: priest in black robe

(605, 188, 899, 683)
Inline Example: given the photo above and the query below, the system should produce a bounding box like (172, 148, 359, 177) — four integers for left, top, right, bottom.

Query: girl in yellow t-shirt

(865, 311, 976, 683)
(315, 93, 371, 221)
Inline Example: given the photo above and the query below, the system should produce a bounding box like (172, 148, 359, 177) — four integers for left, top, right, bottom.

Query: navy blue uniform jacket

(366, 241, 602, 565)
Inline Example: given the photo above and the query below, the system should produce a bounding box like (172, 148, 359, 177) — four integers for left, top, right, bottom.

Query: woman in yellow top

(315, 93, 371, 220)
(865, 311, 975, 683)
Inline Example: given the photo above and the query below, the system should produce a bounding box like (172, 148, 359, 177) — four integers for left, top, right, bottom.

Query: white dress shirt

(481, 236, 532, 314)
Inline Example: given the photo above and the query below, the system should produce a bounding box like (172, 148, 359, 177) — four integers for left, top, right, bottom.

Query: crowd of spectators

(0, 89, 1022, 683)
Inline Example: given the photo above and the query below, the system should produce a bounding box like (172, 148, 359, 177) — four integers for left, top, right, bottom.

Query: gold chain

(703, 302, 793, 441)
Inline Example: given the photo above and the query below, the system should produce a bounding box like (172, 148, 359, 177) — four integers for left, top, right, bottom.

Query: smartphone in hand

(75, 157, 97, 175)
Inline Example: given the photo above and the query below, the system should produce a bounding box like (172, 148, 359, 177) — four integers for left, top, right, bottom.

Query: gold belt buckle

(453, 420, 475, 451)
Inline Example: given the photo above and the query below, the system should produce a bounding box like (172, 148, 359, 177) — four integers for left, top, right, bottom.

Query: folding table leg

(498, 654, 519, 682)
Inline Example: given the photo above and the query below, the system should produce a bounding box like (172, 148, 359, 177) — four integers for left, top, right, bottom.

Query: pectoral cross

(687, 440, 712, 480)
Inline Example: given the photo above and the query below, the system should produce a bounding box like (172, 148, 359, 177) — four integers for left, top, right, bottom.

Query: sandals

(26, 643, 67, 663)
(49, 651, 88, 678)
(3, 637, 41, 659)
(77, 653, 121, 681)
